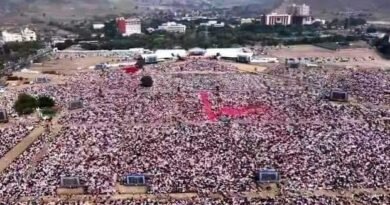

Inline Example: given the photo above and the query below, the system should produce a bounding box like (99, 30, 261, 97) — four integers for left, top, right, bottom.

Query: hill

(0, 0, 276, 17)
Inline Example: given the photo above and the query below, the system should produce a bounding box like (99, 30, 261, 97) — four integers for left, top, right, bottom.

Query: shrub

(140, 76, 153, 87)
(37, 96, 55, 108)
(14, 93, 38, 115)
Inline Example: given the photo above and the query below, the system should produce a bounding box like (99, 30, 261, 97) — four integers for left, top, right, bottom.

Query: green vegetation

(140, 76, 153, 87)
(40, 107, 57, 119)
(14, 93, 38, 115)
(14, 94, 56, 116)
(375, 35, 390, 59)
(37, 96, 55, 108)
(82, 23, 358, 50)
(54, 40, 74, 50)
(0, 41, 45, 69)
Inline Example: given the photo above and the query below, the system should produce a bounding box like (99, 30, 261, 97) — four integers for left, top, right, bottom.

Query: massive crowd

(0, 123, 34, 158)
(0, 58, 389, 204)
(9, 193, 390, 205)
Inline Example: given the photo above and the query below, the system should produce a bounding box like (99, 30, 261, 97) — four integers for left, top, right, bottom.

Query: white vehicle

(305, 63, 319, 68)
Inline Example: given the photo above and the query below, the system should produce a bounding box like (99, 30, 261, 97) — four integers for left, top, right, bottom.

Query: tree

(37, 96, 55, 108)
(14, 93, 38, 115)
(104, 20, 119, 39)
(140, 76, 153, 87)
(135, 56, 145, 68)
(55, 40, 74, 50)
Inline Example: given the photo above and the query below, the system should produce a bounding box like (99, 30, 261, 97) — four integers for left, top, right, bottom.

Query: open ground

(267, 45, 390, 69)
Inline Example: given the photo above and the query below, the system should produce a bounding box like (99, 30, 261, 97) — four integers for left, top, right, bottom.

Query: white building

(1, 28, 37, 42)
(1, 31, 23, 42)
(287, 4, 310, 16)
(158, 22, 187, 33)
(92, 23, 105, 30)
(241, 18, 254, 24)
(200, 20, 225, 28)
(21, 28, 37, 41)
(264, 13, 292, 26)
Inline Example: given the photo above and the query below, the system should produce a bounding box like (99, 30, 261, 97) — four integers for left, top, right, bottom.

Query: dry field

(10, 56, 119, 86)
(268, 45, 390, 69)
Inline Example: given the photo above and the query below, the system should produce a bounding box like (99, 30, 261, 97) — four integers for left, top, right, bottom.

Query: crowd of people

(0, 123, 34, 158)
(10, 193, 390, 205)
(0, 58, 389, 204)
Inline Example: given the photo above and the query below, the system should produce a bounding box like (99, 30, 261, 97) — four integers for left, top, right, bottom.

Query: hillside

(0, 0, 275, 17)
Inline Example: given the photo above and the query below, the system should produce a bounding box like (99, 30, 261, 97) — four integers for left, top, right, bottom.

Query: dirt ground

(221, 61, 268, 73)
(8, 56, 120, 86)
(267, 45, 390, 69)
(30, 56, 118, 74)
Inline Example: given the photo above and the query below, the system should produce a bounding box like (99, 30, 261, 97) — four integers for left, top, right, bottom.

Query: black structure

(330, 90, 348, 102)
(143, 55, 158, 64)
(60, 176, 81, 188)
(68, 100, 83, 110)
(237, 54, 251, 63)
(122, 174, 146, 186)
(35, 77, 50, 84)
(0, 109, 8, 123)
(258, 168, 280, 183)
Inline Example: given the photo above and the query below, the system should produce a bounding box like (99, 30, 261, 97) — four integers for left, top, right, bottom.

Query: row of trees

(14, 94, 55, 115)
(0, 41, 45, 71)
(81, 23, 358, 50)
(81, 32, 358, 50)
(375, 35, 390, 59)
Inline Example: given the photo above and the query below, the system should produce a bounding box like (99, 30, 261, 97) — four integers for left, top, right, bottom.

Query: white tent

(188, 47, 206, 55)
(205, 48, 253, 59)
(155, 49, 187, 59)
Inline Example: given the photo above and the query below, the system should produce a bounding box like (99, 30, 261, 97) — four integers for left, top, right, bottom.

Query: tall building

(158, 22, 187, 33)
(264, 13, 292, 26)
(287, 4, 310, 16)
(116, 17, 142, 37)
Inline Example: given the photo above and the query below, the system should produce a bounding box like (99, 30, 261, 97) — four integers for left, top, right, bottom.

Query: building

(158, 22, 187, 33)
(292, 16, 313, 25)
(1, 31, 23, 42)
(264, 13, 292, 26)
(241, 18, 254, 24)
(1, 28, 37, 42)
(199, 20, 225, 28)
(287, 4, 310, 16)
(92, 23, 105, 30)
(116, 17, 142, 37)
(21, 28, 37, 41)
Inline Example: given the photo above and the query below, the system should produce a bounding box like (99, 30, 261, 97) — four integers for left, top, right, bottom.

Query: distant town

(1, 2, 390, 71)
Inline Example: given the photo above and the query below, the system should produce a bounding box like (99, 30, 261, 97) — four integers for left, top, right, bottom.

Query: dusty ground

(30, 56, 117, 74)
(9, 56, 119, 86)
(231, 62, 268, 73)
(267, 45, 390, 69)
